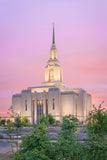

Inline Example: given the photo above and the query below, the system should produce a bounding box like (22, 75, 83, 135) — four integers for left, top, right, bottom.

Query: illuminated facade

(12, 24, 91, 124)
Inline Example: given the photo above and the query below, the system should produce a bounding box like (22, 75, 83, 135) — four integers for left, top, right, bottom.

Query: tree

(13, 123, 53, 160)
(13, 107, 107, 160)
(84, 104, 107, 160)
(6, 119, 11, 125)
(4, 120, 15, 154)
(13, 115, 82, 160)
(14, 115, 22, 128)
(5, 112, 23, 153)
(87, 104, 107, 141)
(53, 115, 83, 160)
(61, 115, 79, 135)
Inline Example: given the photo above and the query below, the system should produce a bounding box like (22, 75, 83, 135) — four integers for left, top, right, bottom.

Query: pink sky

(0, 0, 107, 116)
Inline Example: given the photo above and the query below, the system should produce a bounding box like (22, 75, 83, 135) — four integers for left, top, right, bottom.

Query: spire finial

(52, 23, 55, 44)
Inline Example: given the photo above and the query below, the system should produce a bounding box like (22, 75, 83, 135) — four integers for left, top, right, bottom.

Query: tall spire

(50, 23, 57, 59)
(52, 23, 55, 44)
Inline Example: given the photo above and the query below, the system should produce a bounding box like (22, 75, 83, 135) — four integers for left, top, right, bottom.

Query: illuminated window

(49, 69, 54, 82)
(52, 51, 54, 59)
(53, 98, 55, 110)
(25, 100, 27, 111)
(60, 69, 62, 81)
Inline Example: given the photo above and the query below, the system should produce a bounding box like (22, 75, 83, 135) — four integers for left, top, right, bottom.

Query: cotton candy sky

(0, 0, 107, 116)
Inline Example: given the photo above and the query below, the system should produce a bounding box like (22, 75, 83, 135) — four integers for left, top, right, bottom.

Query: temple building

(12, 24, 91, 124)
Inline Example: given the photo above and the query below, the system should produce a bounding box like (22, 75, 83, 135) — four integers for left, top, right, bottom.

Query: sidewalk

(0, 140, 11, 154)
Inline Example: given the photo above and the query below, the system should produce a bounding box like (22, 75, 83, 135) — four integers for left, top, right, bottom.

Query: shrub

(84, 104, 107, 160)
(13, 123, 52, 160)
(39, 114, 49, 125)
(21, 116, 30, 127)
(0, 119, 6, 126)
(61, 115, 79, 134)
(13, 105, 107, 160)
(87, 104, 107, 141)
(47, 114, 55, 125)
(83, 140, 107, 160)
(53, 115, 82, 160)
(39, 114, 55, 125)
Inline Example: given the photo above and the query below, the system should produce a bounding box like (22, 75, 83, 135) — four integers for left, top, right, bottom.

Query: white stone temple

(12, 24, 91, 124)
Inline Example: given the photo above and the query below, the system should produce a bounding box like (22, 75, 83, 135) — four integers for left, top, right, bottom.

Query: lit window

(52, 51, 54, 59)
(49, 69, 54, 82)
(25, 100, 27, 111)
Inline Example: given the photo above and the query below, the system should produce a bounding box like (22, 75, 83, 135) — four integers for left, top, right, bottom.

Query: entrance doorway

(37, 100, 43, 121)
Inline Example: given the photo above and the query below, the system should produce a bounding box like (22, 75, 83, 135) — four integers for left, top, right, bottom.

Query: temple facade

(12, 24, 91, 124)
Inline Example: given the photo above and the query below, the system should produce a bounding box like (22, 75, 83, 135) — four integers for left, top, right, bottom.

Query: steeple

(52, 23, 55, 44)
(44, 23, 63, 83)
(50, 23, 57, 59)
